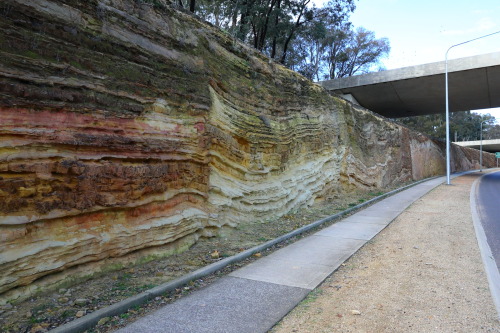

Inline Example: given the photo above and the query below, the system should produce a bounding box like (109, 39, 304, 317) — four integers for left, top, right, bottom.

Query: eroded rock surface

(0, 0, 494, 302)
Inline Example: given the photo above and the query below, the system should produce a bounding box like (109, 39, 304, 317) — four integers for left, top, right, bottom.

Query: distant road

(476, 171, 500, 268)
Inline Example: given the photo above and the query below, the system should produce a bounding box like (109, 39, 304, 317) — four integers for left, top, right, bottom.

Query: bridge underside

(319, 52, 500, 118)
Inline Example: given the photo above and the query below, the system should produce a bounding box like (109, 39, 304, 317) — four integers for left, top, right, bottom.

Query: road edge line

(469, 172, 500, 320)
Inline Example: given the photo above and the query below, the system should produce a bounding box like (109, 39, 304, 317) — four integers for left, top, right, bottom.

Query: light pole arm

(444, 30, 500, 185)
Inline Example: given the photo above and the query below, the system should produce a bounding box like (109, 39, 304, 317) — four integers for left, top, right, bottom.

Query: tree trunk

(256, 0, 277, 51)
(237, 1, 251, 41)
(252, 23, 259, 48)
(279, 0, 309, 64)
(189, 0, 195, 12)
(270, 0, 281, 59)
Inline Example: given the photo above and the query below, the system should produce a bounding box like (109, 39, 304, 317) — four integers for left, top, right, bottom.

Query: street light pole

(480, 119, 488, 172)
(444, 30, 500, 185)
(445, 49, 451, 185)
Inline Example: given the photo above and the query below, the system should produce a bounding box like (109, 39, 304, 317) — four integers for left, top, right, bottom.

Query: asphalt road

(476, 171, 500, 268)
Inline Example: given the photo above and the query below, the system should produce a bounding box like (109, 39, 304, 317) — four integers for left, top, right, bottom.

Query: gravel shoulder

(271, 173, 500, 333)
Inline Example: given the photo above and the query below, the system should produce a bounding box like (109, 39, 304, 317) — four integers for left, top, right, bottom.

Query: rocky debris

(210, 250, 220, 259)
(57, 297, 69, 304)
(29, 325, 48, 333)
(1, 303, 13, 310)
(75, 310, 85, 318)
(74, 299, 90, 307)
(97, 317, 111, 326)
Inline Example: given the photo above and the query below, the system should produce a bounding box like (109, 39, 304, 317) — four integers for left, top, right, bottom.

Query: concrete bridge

(319, 52, 500, 118)
(454, 139, 500, 153)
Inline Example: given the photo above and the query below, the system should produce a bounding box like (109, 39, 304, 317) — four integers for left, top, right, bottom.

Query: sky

(312, 0, 500, 120)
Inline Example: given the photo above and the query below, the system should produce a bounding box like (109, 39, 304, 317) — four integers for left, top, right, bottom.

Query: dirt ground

(0, 185, 398, 333)
(271, 173, 499, 333)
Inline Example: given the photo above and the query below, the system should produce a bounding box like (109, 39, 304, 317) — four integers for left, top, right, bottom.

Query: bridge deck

(454, 139, 500, 153)
(319, 52, 500, 118)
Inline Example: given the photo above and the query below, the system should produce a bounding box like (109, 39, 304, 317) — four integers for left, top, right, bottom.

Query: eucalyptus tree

(195, 0, 389, 79)
(197, 0, 355, 64)
(284, 2, 389, 80)
(325, 27, 390, 78)
(177, 0, 196, 12)
(395, 112, 497, 141)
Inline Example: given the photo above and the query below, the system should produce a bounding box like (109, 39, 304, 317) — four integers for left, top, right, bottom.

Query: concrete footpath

(116, 174, 498, 333)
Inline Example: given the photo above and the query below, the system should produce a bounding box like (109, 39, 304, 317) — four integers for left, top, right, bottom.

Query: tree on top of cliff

(285, 7, 390, 80)
(177, 0, 196, 12)
(194, 0, 388, 81)
(196, 1, 352, 61)
(196, 0, 325, 62)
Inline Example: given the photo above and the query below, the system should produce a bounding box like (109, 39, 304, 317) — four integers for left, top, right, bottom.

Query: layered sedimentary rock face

(0, 0, 493, 302)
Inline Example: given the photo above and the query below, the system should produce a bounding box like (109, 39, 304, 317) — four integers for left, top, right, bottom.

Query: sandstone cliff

(0, 0, 493, 302)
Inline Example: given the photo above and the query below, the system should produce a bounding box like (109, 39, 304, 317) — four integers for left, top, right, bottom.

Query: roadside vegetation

(395, 111, 499, 142)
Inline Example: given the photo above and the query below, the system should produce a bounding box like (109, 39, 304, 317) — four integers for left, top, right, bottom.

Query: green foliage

(112, 282, 128, 291)
(133, 284, 157, 292)
(394, 111, 497, 141)
(196, 0, 359, 68)
(193, 0, 388, 80)
(21, 50, 43, 59)
(484, 124, 500, 140)
(300, 288, 324, 307)
(61, 310, 76, 319)
(287, 18, 390, 80)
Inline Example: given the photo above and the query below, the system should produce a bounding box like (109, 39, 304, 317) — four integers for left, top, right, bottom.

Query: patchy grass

(298, 289, 325, 310)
